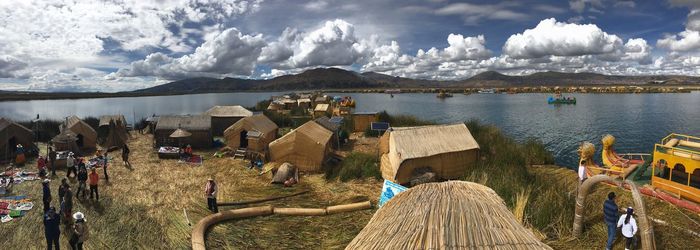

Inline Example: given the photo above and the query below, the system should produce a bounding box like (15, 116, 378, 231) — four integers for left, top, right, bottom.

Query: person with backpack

(603, 192, 619, 250)
(618, 207, 638, 250)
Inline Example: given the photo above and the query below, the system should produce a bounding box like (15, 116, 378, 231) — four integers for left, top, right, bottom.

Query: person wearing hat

(603, 192, 619, 250)
(66, 153, 76, 178)
(70, 212, 89, 250)
(42, 179, 52, 212)
(15, 144, 25, 166)
(88, 168, 99, 201)
(618, 207, 638, 250)
(43, 206, 61, 250)
(204, 177, 218, 213)
(184, 144, 193, 157)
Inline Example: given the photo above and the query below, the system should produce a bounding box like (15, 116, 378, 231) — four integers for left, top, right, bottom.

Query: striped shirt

(603, 199, 619, 224)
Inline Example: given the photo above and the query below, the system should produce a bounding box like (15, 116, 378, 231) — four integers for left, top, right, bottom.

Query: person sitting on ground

(43, 206, 61, 250)
(184, 144, 193, 157)
(618, 207, 638, 250)
(603, 192, 619, 250)
(38, 156, 47, 177)
(42, 179, 52, 212)
(88, 168, 99, 202)
(70, 212, 89, 250)
(76, 166, 88, 199)
(205, 178, 218, 213)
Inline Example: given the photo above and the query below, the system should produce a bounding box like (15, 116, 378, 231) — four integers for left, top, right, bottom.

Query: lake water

(2, 92, 699, 168)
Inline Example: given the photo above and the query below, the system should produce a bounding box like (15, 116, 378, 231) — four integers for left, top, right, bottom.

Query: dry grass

(0, 133, 381, 249)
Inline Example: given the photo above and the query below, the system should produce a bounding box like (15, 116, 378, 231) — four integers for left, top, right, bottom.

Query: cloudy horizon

(1, 0, 700, 92)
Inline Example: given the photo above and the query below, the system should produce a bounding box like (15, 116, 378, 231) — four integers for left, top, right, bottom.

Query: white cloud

(112, 28, 266, 80)
(622, 38, 652, 64)
(569, 0, 604, 13)
(503, 18, 623, 59)
(434, 2, 528, 24)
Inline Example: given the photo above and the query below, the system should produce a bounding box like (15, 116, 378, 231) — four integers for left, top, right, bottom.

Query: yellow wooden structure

(651, 134, 700, 203)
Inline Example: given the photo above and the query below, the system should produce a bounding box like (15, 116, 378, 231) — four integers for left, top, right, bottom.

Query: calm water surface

(2, 92, 699, 168)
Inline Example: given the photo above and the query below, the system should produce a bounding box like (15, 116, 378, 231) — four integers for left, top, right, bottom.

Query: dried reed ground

(0, 133, 380, 249)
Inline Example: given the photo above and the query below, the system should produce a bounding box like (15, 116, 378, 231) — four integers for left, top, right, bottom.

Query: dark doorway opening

(240, 130, 248, 148)
(9, 137, 18, 156)
(77, 134, 84, 148)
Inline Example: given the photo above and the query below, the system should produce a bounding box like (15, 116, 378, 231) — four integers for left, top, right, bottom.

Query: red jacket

(88, 172, 99, 186)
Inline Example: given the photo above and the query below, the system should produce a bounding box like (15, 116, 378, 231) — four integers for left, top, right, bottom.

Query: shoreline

(1, 85, 698, 102)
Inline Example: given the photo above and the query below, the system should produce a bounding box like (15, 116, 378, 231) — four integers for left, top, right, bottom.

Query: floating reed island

(335, 85, 699, 94)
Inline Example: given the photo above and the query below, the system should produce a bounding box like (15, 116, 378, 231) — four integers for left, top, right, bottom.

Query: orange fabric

(88, 172, 99, 185)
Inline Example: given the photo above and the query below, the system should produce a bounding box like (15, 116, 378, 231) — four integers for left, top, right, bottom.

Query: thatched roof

(277, 121, 332, 145)
(224, 114, 278, 136)
(0, 117, 34, 148)
(314, 117, 339, 132)
(170, 128, 192, 138)
(52, 130, 78, 144)
(61, 115, 97, 141)
(99, 115, 127, 127)
(204, 105, 252, 118)
(383, 123, 478, 160)
(155, 115, 211, 131)
(268, 121, 333, 171)
(346, 181, 551, 250)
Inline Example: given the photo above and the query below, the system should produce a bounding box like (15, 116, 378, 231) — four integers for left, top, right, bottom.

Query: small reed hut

(269, 121, 332, 172)
(0, 118, 37, 160)
(60, 116, 97, 153)
(204, 105, 252, 136)
(98, 115, 129, 148)
(379, 123, 479, 185)
(345, 181, 551, 250)
(154, 115, 212, 148)
(223, 114, 278, 153)
(352, 112, 378, 132)
(313, 104, 330, 118)
(51, 131, 80, 153)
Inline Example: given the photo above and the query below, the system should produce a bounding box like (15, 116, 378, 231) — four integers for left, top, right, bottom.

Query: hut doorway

(8, 137, 17, 154)
(77, 134, 84, 148)
(239, 130, 248, 148)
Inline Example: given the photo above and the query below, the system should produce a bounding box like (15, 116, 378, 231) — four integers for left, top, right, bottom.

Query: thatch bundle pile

(346, 181, 551, 250)
(602, 134, 615, 150)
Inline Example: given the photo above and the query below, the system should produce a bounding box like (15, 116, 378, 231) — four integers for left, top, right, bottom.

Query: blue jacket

(603, 199, 618, 224)
(43, 211, 61, 238)
(42, 184, 51, 202)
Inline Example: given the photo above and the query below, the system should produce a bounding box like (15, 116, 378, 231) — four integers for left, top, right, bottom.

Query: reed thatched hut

(60, 116, 97, 153)
(154, 115, 212, 148)
(0, 118, 37, 160)
(346, 181, 551, 250)
(223, 114, 278, 153)
(98, 115, 129, 148)
(268, 121, 333, 172)
(379, 123, 479, 185)
(204, 105, 253, 136)
(51, 131, 80, 153)
(313, 104, 330, 118)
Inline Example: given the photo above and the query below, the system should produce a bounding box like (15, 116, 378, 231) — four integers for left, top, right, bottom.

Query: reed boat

(582, 134, 700, 212)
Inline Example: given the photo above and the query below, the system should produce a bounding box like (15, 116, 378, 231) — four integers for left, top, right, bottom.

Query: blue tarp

(378, 180, 407, 207)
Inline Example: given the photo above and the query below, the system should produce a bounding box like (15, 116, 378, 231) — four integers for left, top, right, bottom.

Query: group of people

(42, 178, 91, 249)
(604, 192, 639, 250)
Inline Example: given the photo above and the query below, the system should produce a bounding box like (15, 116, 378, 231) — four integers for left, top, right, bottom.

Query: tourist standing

(122, 145, 130, 167)
(38, 156, 47, 178)
(76, 166, 88, 199)
(88, 168, 99, 202)
(618, 207, 638, 250)
(578, 160, 587, 185)
(66, 153, 76, 178)
(603, 192, 619, 250)
(205, 178, 218, 213)
(49, 147, 57, 176)
(70, 212, 89, 250)
(42, 179, 52, 212)
(102, 151, 109, 182)
(58, 178, 69, 205)
(43, 207, 61, 250)
(62, 186, 74, 224)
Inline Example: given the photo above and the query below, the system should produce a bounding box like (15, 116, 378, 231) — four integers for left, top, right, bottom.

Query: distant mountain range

(134, 68, 700, 94)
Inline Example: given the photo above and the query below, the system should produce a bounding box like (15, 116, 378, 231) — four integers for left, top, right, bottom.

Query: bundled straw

(602, 134, 615, 150)
(578, 142, 595, 162)
(345, 181, 551, 250)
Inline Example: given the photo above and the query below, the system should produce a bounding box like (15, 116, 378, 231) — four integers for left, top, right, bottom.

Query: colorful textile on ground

(179, 155, 203, 165)
(0, 195, 32, 221)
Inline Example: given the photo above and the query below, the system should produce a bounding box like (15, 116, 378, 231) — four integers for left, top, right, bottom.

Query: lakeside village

(1, 92, 699, 249)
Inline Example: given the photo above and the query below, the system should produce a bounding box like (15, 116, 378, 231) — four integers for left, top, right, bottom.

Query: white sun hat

(73, 212, 86, 221)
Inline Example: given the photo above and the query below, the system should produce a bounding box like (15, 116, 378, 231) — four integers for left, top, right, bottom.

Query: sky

(1, 0, 700, 92)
